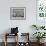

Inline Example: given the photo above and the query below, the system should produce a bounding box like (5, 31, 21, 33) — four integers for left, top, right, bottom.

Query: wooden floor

(0, 42, 46, 46)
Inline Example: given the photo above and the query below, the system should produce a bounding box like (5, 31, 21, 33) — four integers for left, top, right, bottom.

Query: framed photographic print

(10, 7, 26, 20)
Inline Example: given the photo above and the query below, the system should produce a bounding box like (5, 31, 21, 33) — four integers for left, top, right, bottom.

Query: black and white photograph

(10, 7, 26, 20)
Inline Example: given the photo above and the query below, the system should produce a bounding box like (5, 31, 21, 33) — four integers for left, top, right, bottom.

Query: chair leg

(4, 41, 7, 46)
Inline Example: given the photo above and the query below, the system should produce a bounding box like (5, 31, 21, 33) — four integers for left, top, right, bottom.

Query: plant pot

(40, 38, 45, 43)
(37, 39, 40, 44)
(37, 39, 44, 44)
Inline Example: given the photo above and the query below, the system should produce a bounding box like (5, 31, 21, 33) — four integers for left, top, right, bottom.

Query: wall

(0, 0, 36, 42)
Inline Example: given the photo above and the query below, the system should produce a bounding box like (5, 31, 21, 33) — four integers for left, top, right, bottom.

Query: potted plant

(33, 32, 46, 43)
(32, 25, 39, 30)
(32, 24, 45, 30)
(40, 26, 45, 29)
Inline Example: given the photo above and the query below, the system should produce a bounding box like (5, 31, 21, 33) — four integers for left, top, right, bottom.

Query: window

(37, 0, 46, 18)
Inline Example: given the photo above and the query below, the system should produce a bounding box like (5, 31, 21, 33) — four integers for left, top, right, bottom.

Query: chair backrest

(18, 33, 29, 42)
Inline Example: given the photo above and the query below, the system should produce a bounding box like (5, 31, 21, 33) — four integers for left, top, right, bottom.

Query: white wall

(0, 0, 36, 34)
(0, 0, 37, 42)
